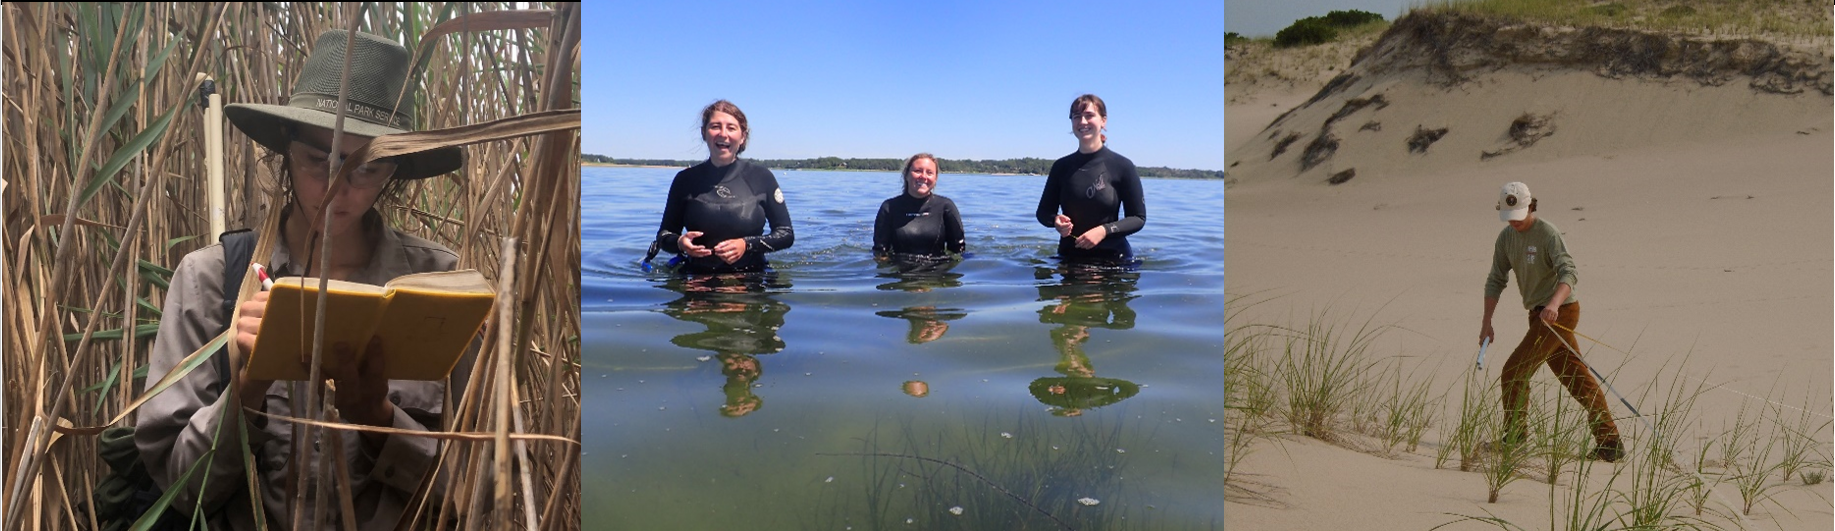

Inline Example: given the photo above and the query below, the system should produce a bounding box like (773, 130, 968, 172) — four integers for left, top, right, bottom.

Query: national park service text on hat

(224, 30, 461, 180)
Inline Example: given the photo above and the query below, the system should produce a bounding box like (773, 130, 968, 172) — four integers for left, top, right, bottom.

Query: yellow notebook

(248, 269, 496, 381)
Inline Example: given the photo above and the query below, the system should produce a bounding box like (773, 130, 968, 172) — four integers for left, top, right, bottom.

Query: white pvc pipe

(207, 89, 225, 241)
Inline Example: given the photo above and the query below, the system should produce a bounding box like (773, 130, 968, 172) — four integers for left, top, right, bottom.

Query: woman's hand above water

(1075, 224, 1108, 249)
(679, 231, 714, 258)
(1054, 214, 1074, 238)
(713, 238, 748, 264)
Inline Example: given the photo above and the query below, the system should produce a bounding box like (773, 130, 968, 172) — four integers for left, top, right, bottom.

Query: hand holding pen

(234, 263, 276, 413)
(252, 262, 274, 290)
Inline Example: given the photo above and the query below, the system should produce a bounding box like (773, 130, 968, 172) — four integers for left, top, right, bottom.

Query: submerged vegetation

(3, 3, 581, 529)
(809, 411, 1214, 531)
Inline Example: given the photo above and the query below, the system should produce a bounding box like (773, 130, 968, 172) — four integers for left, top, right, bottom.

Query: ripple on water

(582, 166, 1225, 528)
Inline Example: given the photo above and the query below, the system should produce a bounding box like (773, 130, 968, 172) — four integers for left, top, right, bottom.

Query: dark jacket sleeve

(744, 166, 794, 253)
(656, 169, 689, 255)
(872, 199, 893, 256)
(1106, 158, 1146, 237)
(944, 198, 966, 254)
(1036, 161, 1065, 228)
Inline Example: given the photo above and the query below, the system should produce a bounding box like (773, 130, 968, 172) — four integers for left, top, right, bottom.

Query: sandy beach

(1226, 9, 1833, 530)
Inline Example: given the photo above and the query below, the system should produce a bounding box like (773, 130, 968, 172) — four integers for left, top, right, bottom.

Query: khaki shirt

(135, 211, 476, 530)
(1484, 218, 1580, 311)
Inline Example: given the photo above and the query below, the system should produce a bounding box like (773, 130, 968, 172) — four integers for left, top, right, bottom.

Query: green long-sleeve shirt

(1485, 218, 1579, 310)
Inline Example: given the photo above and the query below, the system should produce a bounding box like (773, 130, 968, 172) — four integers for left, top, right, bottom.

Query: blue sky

(1226, 0, 1420, 37)
(583, 1, 1226, 171)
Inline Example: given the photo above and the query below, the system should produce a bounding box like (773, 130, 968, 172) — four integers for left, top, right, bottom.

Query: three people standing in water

(650, 94, 1147, 271)
(646, 95, 1150, 415)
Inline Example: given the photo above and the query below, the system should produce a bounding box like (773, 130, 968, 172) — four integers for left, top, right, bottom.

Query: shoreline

(581, 163, 1220, 180)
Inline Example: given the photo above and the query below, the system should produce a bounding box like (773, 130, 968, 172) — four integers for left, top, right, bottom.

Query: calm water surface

(582, 166, 1224, 530)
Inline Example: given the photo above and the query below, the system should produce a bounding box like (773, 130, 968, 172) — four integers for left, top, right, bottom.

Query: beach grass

(2, 3, 581, 529)
(1268, 307, 1393, 443)
(1771, 394, 1831, 483)
(1225, 296, 1832, 529)
(1223, 294, 1282, 486)
(1409, 0, 1833, 40)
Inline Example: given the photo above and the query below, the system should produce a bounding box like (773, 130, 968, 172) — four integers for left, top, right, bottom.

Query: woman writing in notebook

(137, 30, 476, 530)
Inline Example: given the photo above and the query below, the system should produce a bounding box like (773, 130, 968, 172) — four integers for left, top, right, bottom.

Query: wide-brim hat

(1497, 181, 1532, 222)
(225, 30, 461, 180)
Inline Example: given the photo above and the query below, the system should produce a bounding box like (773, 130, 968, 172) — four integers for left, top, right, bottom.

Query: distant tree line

(586, 154, 1222, 180)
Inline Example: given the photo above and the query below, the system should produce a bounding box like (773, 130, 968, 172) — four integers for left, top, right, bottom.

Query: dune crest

(1226, 11, 1833, 188)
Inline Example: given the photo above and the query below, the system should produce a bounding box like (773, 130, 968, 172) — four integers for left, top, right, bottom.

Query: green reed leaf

(80, 96, 185, 208)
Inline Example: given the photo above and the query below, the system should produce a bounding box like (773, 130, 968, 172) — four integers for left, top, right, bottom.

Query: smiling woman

(873, 152, 966, 260)
(1037, 94, 1148, 266)
(650, 99, 797, 274)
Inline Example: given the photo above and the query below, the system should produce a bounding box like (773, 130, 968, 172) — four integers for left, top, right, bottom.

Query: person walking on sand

(1479, 182, 1624, 462)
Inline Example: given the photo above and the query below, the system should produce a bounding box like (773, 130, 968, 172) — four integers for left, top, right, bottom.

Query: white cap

(1497, 182, 1531, 222)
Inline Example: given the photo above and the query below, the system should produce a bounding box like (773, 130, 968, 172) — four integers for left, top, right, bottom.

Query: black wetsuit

(655, 160, 794, 273)
(873, 193, 965, 258)
(1035, 146, 1146, 264)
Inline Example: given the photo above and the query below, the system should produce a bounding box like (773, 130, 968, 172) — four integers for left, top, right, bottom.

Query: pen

(251, 262, 275, 290)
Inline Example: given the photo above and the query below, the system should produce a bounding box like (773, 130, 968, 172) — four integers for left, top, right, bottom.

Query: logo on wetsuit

(1083, 168, 1108, 199)
(774, 188, 784, 204)
(715, 185, 734, 199)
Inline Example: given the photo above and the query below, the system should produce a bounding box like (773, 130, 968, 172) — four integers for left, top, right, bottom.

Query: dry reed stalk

(8, 5, 231, 525)
(493, 237, 519, 531)
(3, 3, 582, 529)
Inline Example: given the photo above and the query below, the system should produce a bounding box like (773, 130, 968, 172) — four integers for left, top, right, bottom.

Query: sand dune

(1226, 9, 1833, 530)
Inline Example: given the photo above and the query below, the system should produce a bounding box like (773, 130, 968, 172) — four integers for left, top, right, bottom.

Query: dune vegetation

(1224, 296, 1832, 529)
(1411, 0, 1832, 40)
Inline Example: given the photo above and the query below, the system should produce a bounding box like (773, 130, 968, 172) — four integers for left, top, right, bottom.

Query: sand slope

(1225, 10, 1833, 531)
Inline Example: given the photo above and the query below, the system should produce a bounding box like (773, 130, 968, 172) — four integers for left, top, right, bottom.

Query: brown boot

(1590, 438, 1624, 463)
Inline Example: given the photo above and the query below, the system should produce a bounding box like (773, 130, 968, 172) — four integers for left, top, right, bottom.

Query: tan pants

(1499, 302, 1620, 445)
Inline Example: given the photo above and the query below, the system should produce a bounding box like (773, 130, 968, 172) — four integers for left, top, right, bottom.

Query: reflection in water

(873, 256, 964, 293)
(874, 258, 968, 344)
(1032, 266, 1143, 417)
(658, 273, 790, 417)
(874, 307, 968, 344)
